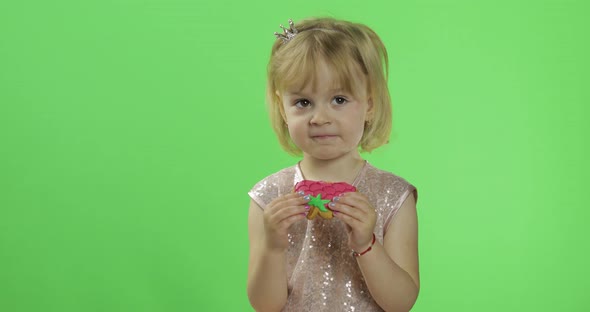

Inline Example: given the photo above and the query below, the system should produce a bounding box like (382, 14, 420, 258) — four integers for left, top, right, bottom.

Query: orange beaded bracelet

(352, 233, 376, 257)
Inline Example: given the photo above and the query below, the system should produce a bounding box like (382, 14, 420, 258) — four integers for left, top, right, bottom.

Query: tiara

(274, 19, 298, 44)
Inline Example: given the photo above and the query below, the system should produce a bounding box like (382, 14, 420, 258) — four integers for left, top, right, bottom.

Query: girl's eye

(295, 99, 311, 108)
(332, 96, 348, 105)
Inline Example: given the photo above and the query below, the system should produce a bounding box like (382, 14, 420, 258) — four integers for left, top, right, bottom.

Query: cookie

(294, 180, 357, 220)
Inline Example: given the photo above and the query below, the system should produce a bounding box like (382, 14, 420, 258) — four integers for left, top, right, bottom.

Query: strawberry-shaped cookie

(294, 180, 357, 220)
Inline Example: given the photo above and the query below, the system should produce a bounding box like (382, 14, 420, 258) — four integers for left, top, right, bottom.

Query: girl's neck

(299, 153, 366, 184)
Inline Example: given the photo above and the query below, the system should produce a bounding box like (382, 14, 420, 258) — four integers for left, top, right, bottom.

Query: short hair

(266, 17, 392, 156)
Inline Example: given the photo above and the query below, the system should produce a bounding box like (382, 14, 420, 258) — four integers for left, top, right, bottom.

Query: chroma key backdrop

(0, 0, 588, 311)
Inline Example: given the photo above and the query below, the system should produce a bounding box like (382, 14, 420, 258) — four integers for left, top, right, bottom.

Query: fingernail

(303, 195, 311, 201)
(297, 191, 305, 196)
(328, 202, 336, 208)
(333, 211, 338, 215)
(333, 196, 340, 202)
(305, 205, 310, 211)
(301, 213, 307, 216)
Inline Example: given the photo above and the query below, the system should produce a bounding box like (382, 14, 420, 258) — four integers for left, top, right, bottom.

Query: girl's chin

(302, 149, 359, 161)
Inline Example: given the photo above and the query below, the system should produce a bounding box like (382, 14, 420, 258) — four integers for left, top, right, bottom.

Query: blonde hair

(267, 17, 392, 156)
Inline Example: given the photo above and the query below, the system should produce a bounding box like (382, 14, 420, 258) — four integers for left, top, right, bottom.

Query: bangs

(271, 30, 368, 97)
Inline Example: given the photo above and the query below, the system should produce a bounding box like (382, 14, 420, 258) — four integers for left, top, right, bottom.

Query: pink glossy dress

(249, 161, 417, 311)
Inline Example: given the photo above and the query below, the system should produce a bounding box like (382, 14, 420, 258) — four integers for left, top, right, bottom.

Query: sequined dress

(248, 161, 417, 311)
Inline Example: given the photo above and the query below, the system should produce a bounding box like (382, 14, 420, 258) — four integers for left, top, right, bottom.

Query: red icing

(294, 180, 356, 203)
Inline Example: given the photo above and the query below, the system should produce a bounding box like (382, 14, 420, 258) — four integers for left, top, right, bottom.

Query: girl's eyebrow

(284, 88, 345, 96)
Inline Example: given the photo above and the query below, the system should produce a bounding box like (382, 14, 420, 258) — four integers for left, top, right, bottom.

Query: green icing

(308, 194, 331, 212)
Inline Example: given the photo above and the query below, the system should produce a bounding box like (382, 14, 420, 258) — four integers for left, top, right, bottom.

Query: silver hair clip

(274, 19, 298, 44)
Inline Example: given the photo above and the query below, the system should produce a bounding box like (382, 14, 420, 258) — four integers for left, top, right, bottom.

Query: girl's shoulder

(360, 162, 417, 201)
(363, 162, 414, 186)
(248, 165, 299, 209)
(361, 163, 418, 232)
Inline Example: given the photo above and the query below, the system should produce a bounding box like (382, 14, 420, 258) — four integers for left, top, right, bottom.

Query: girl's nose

(309, 104, 331, 125)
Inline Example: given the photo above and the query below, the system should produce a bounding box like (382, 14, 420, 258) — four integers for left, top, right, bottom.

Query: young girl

(247, 17, 419, 312)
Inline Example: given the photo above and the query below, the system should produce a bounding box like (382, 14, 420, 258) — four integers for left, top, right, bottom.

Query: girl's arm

(247, 200, 288, 311)
(356, 192, 420, 311)
(247, 194, 308, 312)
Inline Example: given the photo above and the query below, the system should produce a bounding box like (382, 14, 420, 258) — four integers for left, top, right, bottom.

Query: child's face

(280, 59, 372, 161)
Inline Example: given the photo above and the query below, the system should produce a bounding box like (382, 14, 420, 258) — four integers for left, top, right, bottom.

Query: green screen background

(1, 0, 588, 311)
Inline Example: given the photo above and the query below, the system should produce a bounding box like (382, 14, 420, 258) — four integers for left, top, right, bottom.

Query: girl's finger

(335, 194, 372, 212)
(279, 213, 307, 229)
(267, 193, 309, 213)
(333, 209, 362, 229)
(269, 204, 307, 224)
(330, 202, 364, 223)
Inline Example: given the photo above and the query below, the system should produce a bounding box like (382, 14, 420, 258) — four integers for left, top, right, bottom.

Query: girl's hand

(263, 192, 309, 252)
(331, 192, 377, 252)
